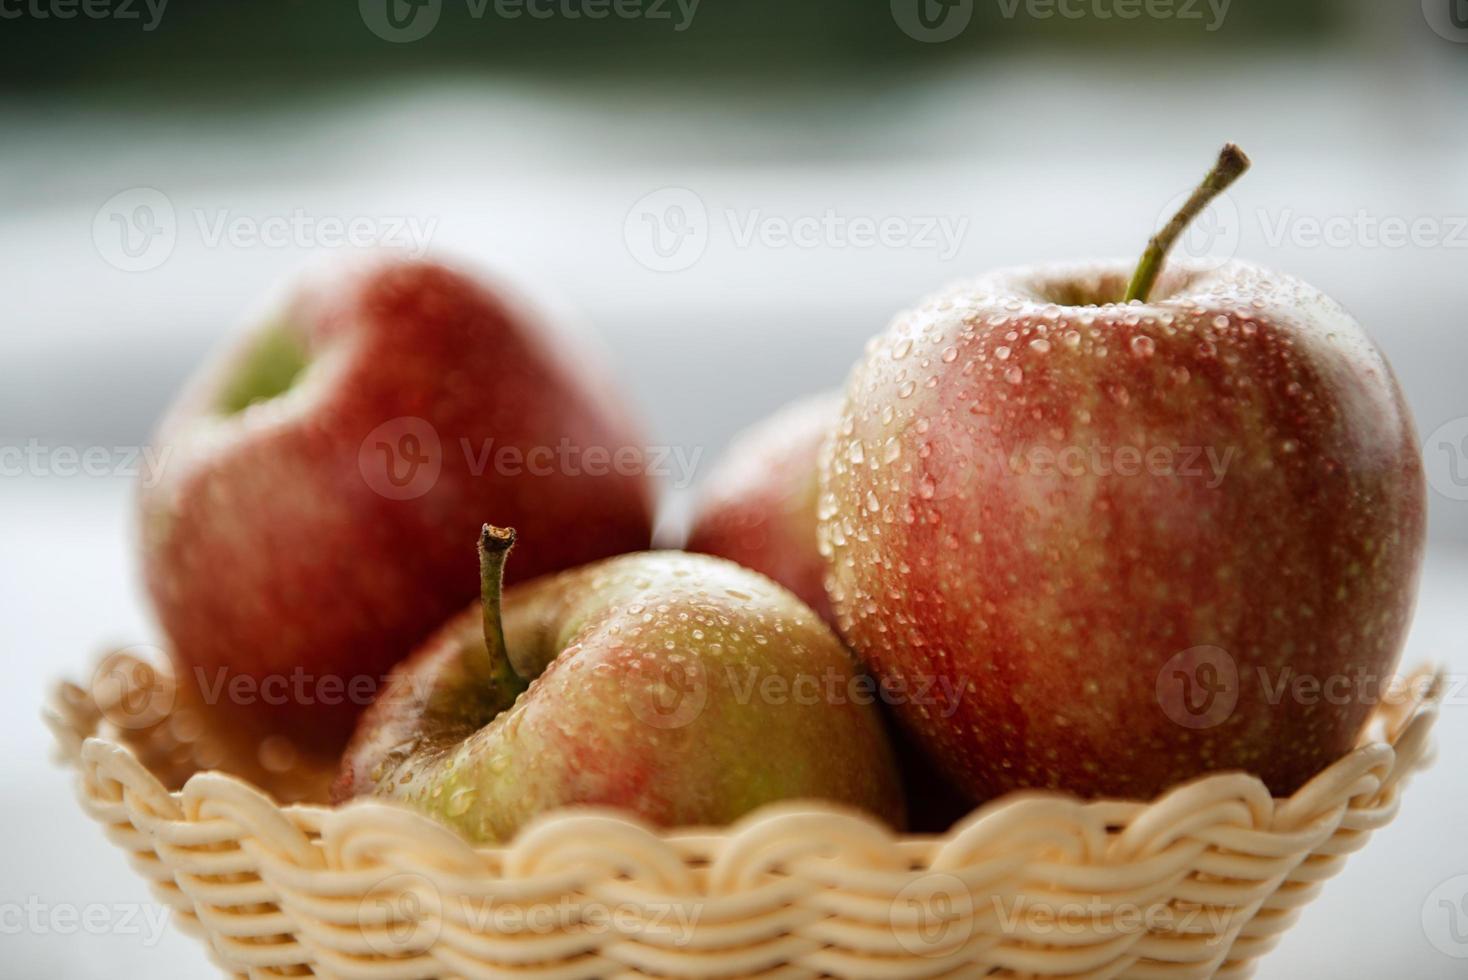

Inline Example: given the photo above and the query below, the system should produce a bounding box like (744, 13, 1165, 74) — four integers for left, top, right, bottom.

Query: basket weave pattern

(48, 653, 1441, 980)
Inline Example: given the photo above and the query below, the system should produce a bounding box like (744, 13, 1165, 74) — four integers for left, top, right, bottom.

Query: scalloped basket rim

(45, 655, 1445, 980)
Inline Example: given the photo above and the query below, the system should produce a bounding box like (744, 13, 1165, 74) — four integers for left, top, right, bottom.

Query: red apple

(819, 147, 1426, 801)
(685, 393, 840, 624)
(139, 256, 655, 749)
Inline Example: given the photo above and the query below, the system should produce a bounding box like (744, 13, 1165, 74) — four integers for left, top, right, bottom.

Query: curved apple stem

(479, 524, 529, 700)
(1124, 143, 1251, 304)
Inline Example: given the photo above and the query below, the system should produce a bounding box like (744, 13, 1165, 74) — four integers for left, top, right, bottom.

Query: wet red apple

(686, 393, 840, 624)
(139, 257, 655, 749)
(819, 147, 1427, 801)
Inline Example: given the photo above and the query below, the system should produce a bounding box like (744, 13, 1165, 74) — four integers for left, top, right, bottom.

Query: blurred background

(3, 1, 1466, 975)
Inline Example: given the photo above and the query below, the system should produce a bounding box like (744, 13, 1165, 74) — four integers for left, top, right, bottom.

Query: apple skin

(139, 257, 655, 749)
(685, 393, 841, 625)
(818, 259, 1426, 801)
(333, 548, 906, 841)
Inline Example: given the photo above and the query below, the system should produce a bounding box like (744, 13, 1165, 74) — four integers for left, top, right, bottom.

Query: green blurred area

(1, 0, 1347, 99)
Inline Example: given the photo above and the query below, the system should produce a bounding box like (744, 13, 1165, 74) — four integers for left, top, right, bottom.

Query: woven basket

(47, 650, 1442, 980)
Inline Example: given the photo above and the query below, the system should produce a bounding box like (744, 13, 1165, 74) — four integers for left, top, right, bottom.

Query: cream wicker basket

(48, 650, 1442, 980)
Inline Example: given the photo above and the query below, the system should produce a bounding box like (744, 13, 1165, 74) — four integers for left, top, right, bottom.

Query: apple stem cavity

(1124, 143, 1251, 304)
(479, 524, 529, 700)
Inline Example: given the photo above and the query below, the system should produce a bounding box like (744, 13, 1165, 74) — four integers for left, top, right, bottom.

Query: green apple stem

(479, 524, 529, 700)
(1124, 143, 1251, 304)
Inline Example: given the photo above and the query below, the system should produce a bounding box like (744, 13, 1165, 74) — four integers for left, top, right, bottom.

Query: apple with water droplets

(686, 392, 843, 624)
(818, 146, 1426, 801)
(334, 526, 905, 840)
(139, 257, 655, 750)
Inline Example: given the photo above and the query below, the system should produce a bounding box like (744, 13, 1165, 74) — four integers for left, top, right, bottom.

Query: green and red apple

(819, 146, 1426, 801)
(139, 257, 655, 749)
(334, 527, 905, 839)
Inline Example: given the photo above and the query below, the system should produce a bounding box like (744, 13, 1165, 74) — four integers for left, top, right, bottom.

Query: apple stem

(479, 524, 528, 700)
(1124, 143, 1251, 304)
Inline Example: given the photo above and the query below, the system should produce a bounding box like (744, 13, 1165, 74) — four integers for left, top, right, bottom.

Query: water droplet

(1004, 365, 1024, 385)
(447, 787, 477, 816)
(882, 438, 901, 463)
(1029, 338, 1051, 354)
(1212, 314, 1230, 329)
(941, 346, 958, 363)
(892, 338, 913, 361)
(1130, 335, 1155, 357)
(898, 381, 917, 399)
(995, 346, 1012, 361)
(1171, 366, 1191, 385)
(865, 491, 880, 513)
(847, 440, 865, 464)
